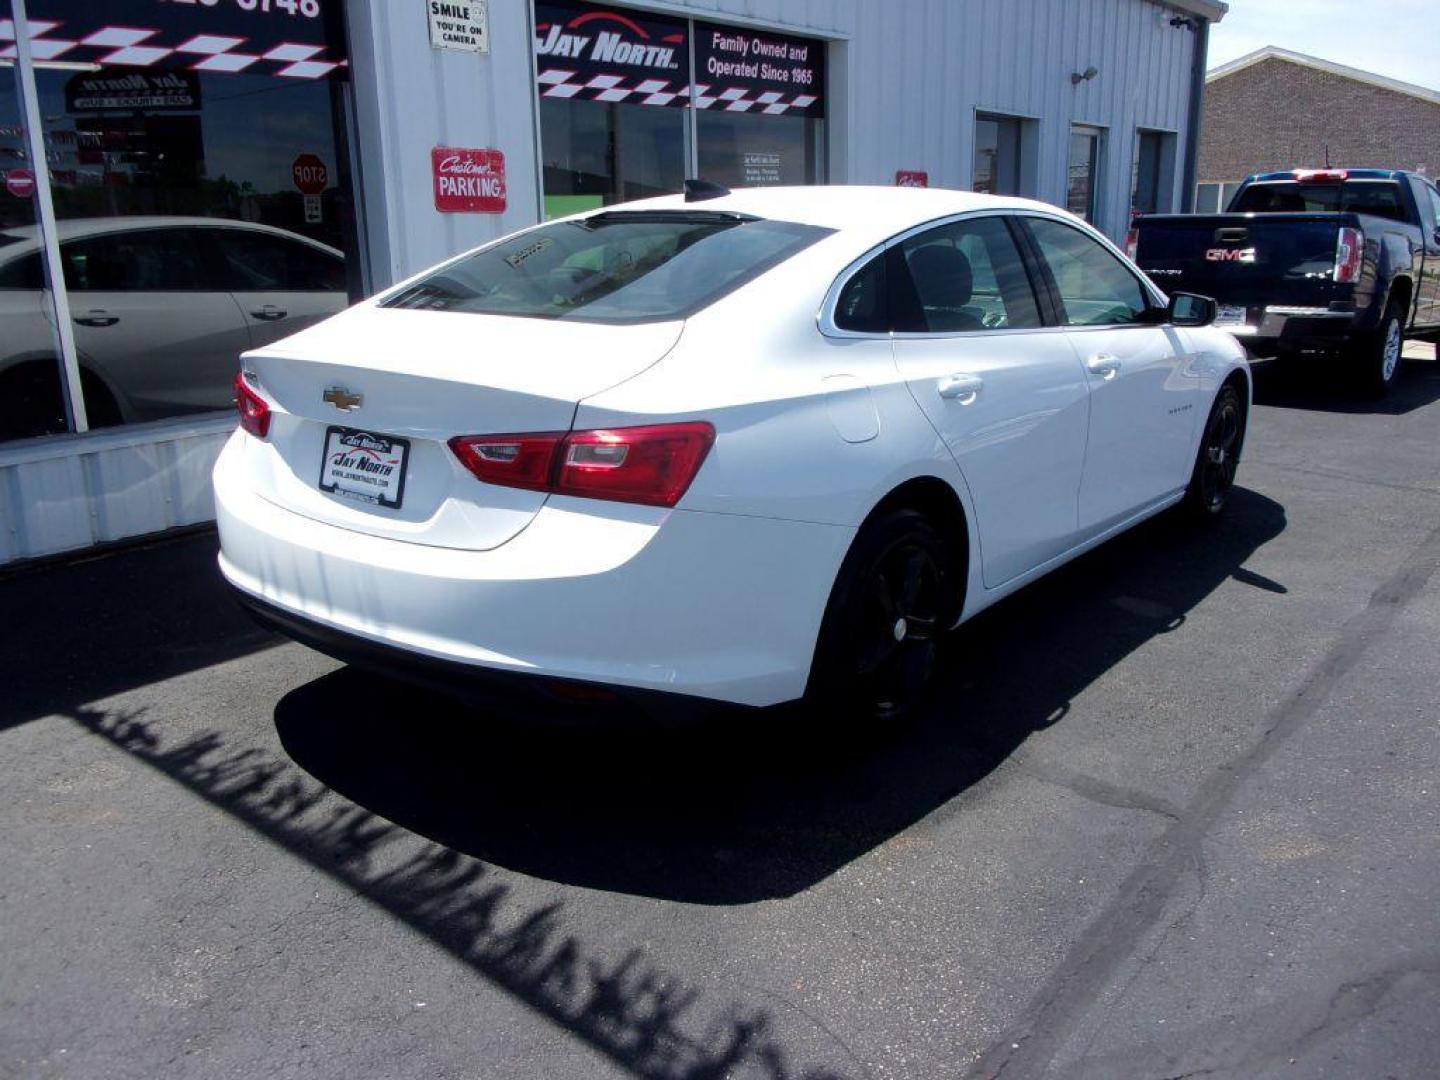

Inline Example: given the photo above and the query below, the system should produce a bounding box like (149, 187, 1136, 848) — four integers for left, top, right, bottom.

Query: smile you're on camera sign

(427, 0, 489, 53)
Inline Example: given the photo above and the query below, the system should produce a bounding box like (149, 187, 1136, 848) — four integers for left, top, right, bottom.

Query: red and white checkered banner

(537, 70, 820, 115)
(0, 20, 346, 78)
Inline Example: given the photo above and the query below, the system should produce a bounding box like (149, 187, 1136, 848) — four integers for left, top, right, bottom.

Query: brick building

(1196, 46, 1440, 211)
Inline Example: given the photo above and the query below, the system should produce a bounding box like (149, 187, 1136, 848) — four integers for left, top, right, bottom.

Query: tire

(0, 361, 69, 440)
(1357, 301, 1404, 397)
(1182, 383, 1246, 520)
(806, 508, 958, 731)
(80, 370, 123, 429)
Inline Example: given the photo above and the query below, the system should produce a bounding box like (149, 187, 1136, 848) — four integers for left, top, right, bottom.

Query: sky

(1208, 0, 1440, 92)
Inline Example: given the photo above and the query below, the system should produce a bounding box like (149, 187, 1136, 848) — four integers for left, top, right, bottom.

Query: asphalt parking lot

(3, 347, 1439, 1080)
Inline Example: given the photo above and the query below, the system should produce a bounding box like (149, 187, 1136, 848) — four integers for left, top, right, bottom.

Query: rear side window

(213, 230, 345, 292)
(0, 251, 43, 290)
(383, 211, 833, 324)
(891, 216, 1042, 333)
(1025, 217, 1149, 327)
(834, 251, 888, 333)
(1232, 180, 1408, 222)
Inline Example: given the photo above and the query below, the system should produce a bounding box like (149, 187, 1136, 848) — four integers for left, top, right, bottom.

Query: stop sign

(5, 169, 35, 199)
(291, 153, 328, 195)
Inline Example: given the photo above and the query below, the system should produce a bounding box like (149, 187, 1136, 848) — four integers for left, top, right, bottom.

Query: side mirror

(1167, 291, 1216, 327)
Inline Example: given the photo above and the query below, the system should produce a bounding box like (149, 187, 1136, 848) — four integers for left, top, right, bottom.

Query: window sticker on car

(505, 238, 553, 267)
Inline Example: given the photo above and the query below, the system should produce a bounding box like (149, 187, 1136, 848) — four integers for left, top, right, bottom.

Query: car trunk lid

(238, 303, 681, 551)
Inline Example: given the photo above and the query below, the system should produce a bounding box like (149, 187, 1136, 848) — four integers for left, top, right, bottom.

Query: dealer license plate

(1214, 304, 1249, 328)
(319, 426, 409, 509)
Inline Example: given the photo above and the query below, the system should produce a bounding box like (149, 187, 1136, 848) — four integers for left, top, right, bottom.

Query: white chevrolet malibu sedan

(215, 184, 1249, 723)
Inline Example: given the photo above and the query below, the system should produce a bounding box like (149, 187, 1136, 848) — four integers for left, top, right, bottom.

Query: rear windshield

(382, 210, 833, 324)
(1231, 180, 1408, 222)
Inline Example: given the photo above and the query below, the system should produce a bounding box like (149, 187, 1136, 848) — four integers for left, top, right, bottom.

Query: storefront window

(536, 1, 691, 218)
(695, 111, 822, 188)
(0, 0, 72, 442)
(541, 98, 686, 214)
(693, 21, 825, 188)
(535, 2, 827, 216)
(0, 0, 355, 442)
(1067, 124, 1105, 223)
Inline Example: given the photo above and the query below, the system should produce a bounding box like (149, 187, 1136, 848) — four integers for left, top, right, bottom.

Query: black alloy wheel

(809, 509, 954, 727)
(1186, 384, 1245, 518)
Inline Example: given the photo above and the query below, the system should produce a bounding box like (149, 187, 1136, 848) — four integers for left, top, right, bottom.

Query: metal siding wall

(346, 0, 543, 289)
(0, 422, 234, 565)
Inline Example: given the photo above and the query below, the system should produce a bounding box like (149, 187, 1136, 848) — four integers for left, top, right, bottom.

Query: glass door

(1067, 124, 1105, 224)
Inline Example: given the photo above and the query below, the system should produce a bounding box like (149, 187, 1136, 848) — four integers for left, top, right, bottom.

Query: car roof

(595, 185, 1079, 249)
(0, 216, 343, 256)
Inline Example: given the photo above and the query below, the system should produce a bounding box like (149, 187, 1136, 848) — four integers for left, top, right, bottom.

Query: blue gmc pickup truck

(1131, 168, 1440, 395)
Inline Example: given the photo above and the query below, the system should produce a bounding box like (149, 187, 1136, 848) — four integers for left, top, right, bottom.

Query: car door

(888, 214, 1091, 589)
(61, 226, 252, 419)
(206, 226, 348, 348)
(1411, 179, 1440, 328)
(1019, 214, 1203, 539)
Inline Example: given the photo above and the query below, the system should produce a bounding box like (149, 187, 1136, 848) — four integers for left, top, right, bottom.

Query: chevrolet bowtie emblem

(322, 387, 363, 411)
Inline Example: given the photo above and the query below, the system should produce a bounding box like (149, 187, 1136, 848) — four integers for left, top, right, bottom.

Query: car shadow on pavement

(1251, 353, 1440, 415)
(274, 486, 1287, 906)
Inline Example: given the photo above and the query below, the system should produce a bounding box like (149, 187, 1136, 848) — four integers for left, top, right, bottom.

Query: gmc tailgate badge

(323, 387, 363, 411)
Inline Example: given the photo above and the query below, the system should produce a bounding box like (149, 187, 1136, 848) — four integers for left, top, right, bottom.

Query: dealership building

(0, 0, 1224, 566)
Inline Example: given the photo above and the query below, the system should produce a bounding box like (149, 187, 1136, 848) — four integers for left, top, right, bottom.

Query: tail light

(1124, 228, 1139, 261)
(1294, 168, 1348, 182)
(447, 432, 563, 493)
(449, 421, 715, 508)
(1334, 226, 1364, 283)
(234, 372, 271, 438)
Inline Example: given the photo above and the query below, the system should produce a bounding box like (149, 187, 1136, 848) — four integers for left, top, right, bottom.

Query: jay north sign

(534, 1, 690, 83)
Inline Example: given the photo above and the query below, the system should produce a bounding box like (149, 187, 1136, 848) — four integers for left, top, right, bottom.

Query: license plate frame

(1214, 303, 1249, 328)
(318, 426, 410, 510)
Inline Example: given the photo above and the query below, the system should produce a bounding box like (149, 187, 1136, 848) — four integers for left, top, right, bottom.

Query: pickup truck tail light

(1124, 228, 1139, 261)
(234, 372, 271, 439)
(1334, 227, 1364, 284)
(1295, 169, 1348, 182)
(449, 422, 715, 508)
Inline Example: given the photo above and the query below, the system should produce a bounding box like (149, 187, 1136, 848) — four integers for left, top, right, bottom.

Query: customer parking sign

(431, 146, 506, 213)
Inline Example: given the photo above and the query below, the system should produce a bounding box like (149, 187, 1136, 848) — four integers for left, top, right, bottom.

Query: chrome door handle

(1086, 354, 1121, 379)
(74, 310, 118, 328)
(251, 305, 288, 321)
(937, 372, 984, 403)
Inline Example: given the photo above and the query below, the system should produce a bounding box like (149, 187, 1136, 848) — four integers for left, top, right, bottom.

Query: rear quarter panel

(573, 238, 984, 620)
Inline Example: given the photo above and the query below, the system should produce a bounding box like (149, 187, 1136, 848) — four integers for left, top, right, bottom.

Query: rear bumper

(213, 432, 854, 708)
(1228, 307, 1359, 354)
(232, 587, 742, 722)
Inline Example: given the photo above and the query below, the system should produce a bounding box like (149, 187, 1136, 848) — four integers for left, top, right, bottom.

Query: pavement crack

(1007, 755, 1182, 821)
(965, 518, 1440, 1080)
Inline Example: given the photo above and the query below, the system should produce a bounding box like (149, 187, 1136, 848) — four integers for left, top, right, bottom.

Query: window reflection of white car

(0, 216, 347, 439)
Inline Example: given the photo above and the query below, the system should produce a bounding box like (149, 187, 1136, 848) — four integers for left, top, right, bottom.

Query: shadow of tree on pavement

(68, 705, 856, 1080)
